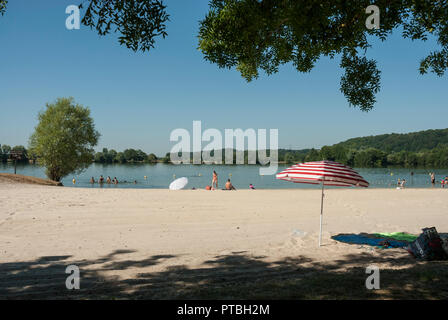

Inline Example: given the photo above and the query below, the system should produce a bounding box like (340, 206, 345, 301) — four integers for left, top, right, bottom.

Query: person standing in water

(430, 172, 436, 186)
(212, 170, 218, 190)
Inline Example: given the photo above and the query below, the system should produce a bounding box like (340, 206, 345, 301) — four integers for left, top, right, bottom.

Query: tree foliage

(198, 0, 448, 111)
(147, 153, 158, 163)
(2, 1, 446, 111)
(28, 98, 100, 181)
(80, 0, 169, 52)
(277, 128, 448, 168)
(0, 0, 168, 52)
(93, 148, 158, 163)
(0, 0, 6, 16)
(334, 128, 448, 153)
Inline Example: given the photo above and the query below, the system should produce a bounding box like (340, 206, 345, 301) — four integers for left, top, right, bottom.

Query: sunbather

(225, 179, 236, 190)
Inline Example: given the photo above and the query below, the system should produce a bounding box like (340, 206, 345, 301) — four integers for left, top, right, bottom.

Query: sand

(0, 173, 62, 186)
(1, 181, 447, 299)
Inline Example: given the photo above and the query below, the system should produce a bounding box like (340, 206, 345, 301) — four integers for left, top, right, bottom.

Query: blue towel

(331, 234, 410, 248)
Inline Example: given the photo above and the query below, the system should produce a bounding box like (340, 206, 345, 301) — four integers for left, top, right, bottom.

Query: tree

(115, 152, 126, 163)
(162, 152, 171, 163)
(80, 0, 169, 52)
(136, 149, 147, 161)
(123, 148, 139, 162)
(107, 149, 118, 163)
(29, 98, 100, 181)
(354, 148, 387, 167)
(284, 152, 295, 164)
(0, 144, 6, 162)
(304, 148, 320, 162)
(94, 151, 105, 163)
(2, 1, 445, 111)
(147, 153, 158, 163)
(198, 0, 448, 111)
(11, 145, 28, 163)
(0, 0, 6, 16)
(0, 1, 168, 52)
(1, 144, 11, 156)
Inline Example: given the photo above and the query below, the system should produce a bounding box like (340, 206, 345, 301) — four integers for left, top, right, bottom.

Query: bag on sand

(407, 227, 448, 260)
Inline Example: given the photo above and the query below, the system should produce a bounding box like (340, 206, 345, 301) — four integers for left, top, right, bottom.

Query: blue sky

(0, 0, 447, 156)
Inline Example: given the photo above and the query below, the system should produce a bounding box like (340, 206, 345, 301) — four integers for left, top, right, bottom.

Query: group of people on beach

(397, 178, 407, 189)
(204, 170, 255, 191)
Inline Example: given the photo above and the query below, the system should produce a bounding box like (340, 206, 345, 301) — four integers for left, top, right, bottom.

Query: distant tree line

(333, 128, 448, 153)
(2, 144, 448, 168)
(161, 146, 448, 168)
(93, 148, 165, 164)
(280, 128, 448, 167)
(279, 145, 448, 168)
(2, 128, 448, 168)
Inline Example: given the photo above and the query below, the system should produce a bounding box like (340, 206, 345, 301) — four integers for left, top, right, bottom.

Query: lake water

(1, 163, 447, 190)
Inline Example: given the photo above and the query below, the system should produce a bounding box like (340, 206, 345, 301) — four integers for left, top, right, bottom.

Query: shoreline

(0, 173, 62, 186)
(1, 176, 445, 191)
(48, 186, 448, 191)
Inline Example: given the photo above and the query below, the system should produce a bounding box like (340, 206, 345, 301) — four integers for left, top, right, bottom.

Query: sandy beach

(1, 180, 447, 299)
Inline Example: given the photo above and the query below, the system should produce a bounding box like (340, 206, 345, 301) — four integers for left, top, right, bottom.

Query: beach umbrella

(276, 160, 369, 246)
(169, 177, 188, 190)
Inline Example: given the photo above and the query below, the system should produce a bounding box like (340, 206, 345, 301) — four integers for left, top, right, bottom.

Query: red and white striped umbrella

(276, 160, 369, 187)
(276, 160, 369, 246)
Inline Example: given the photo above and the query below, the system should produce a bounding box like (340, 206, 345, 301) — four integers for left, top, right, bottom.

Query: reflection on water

(1, 163, 447, 190)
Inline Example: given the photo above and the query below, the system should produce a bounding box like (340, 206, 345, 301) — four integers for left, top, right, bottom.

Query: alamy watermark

(65, 4, 380, 31)
(169, 121, 278, 175)
(65, 265, 80, 290)
(365, 265, 380, 290)
(65, 5, 80, 30)
(365, 5, 380, 30)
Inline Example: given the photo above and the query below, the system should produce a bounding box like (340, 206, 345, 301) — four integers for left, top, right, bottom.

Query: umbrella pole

(319, 178, 325, 247)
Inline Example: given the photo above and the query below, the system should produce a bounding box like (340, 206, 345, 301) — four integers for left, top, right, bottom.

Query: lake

(2, 163, 447, 189)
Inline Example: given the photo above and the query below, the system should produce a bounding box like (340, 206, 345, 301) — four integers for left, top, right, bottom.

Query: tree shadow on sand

(0, 249, 447, 299)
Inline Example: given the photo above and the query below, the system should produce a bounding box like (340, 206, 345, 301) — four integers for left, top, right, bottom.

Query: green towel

(374, 232, 418, 242)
